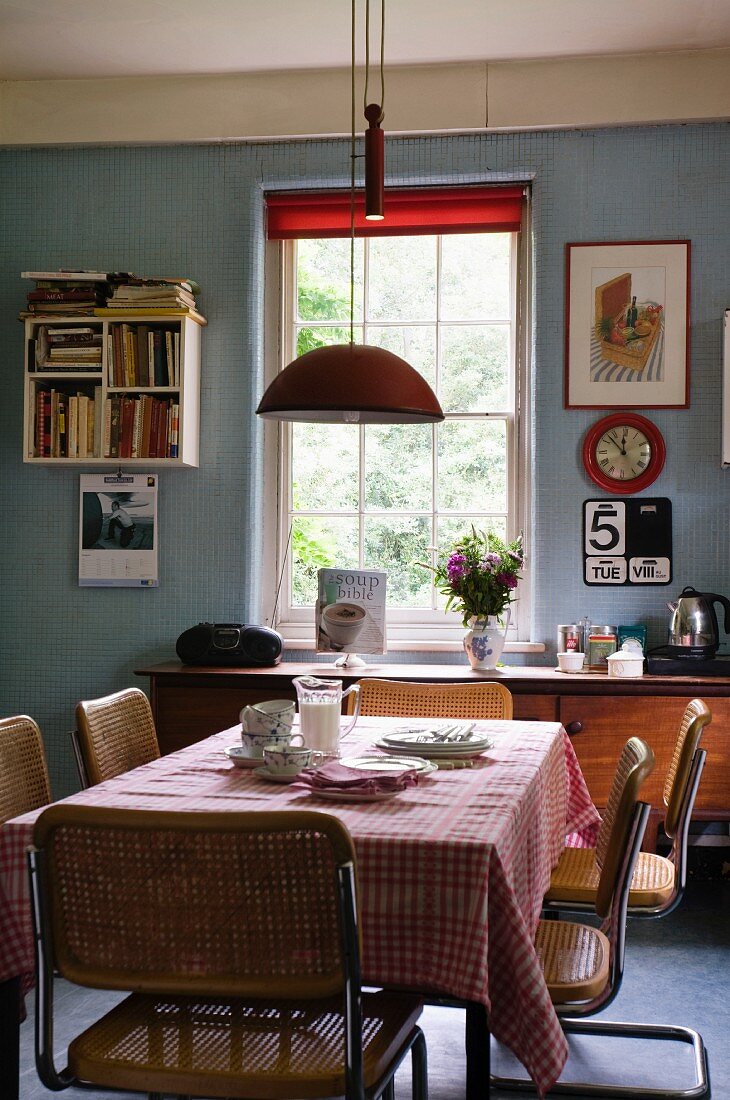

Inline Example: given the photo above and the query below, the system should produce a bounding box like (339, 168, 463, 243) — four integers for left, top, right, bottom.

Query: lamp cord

(364, 0, 385, 112)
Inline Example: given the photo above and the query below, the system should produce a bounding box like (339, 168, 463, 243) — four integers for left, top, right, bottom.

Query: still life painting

(565, 241, 690, 409)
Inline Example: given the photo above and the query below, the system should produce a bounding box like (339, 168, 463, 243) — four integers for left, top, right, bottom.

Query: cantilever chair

(348, 678, 513, 720)
(0, 714, 52, 825)
(493, 736, 709, 1098)
(544, 698, 711, 919)
(72, 687, 160, 788)
(29, 806, 427, 1100)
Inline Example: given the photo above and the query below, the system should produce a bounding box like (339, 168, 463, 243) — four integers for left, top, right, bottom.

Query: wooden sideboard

(135, 661, 730, 851)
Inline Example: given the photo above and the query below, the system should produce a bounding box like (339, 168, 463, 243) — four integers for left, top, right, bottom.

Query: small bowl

(557, 651, 585, 673)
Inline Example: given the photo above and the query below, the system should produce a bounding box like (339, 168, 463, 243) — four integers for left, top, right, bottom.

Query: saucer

(254, 766, 303, 784)
(224, 745, 266, 769)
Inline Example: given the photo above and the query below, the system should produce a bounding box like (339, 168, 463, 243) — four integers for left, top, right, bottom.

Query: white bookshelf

(22, 312, 204, 468)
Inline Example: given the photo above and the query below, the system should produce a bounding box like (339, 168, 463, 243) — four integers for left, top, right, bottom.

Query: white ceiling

(0, 0, 729, 81)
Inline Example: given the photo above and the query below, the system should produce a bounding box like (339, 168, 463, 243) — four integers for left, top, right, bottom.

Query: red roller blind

(266, 186, 525, 240)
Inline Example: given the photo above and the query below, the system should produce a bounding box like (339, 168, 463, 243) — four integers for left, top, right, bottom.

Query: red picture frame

(565, 240, 690, 409)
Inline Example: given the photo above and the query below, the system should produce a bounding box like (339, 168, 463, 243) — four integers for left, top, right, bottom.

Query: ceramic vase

(463, 610, 510, 670)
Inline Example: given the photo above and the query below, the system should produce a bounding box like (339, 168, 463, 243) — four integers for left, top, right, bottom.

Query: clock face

(595, 424, 651, 482)
(582, 413, 665, 495)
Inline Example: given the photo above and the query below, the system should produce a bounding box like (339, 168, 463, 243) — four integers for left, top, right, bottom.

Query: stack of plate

(373, 725, 493, 761)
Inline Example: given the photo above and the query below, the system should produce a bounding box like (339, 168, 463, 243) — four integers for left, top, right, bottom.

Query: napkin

(296, 760, 419, 794)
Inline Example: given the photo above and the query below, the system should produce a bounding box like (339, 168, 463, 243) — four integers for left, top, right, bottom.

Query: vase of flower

(463, 611, 511, 670)
(418, 527, 523, 669)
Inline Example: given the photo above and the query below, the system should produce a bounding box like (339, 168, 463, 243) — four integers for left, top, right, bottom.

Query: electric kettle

(666, 586, 730, 659)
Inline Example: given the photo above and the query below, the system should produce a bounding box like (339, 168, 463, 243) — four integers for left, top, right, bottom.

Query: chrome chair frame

(28, 810, 427, 1100)
(492, 799, 710, 1098)
(68, 728, 90, 789)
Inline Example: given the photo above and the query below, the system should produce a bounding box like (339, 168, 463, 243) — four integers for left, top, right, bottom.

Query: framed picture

(564, 240, 690, 409)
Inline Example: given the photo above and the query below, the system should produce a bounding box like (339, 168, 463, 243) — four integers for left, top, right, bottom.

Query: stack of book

(35, 386, 102, 458)
(103, 277, 201, 318)
(103, 395, 179, 459)
(108, 323, 179, 387)
(22, 271, 111, 315)
(33, 325, 104, 372)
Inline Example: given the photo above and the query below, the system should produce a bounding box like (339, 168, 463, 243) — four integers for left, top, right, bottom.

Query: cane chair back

(663, 698, 711, 839)
(29, 806, 427, 1099)
(499, 734, 709, 1097)
(0, 715, 51, 825)
(74, 688, 159, 786)
(350, 678, 513, 720)
(593, 736, 655, 916)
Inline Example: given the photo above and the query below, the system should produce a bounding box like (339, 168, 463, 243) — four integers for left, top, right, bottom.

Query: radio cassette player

(175, 622, 283, 667)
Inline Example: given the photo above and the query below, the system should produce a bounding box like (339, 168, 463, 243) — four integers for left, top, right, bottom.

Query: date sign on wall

(583, 498, 672, 585)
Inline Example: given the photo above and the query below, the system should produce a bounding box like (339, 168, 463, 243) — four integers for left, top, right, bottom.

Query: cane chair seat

(534, 920, 610, 1005)
(74, 687, 159, 786)
(350, 677, 513, 719)
(548, 846, 675, 908)
(0, 715, 51, 825)
(68, 990, 423, 1098)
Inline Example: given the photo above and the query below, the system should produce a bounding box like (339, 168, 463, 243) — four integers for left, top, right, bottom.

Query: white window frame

(260, 206, 539, 654)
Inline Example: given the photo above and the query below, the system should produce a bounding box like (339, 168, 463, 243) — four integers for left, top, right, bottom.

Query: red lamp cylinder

(364, 103, 384, 221)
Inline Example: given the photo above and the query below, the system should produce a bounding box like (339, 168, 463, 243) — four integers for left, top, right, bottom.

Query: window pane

(364, 516, 432, 607)
(291, 517, 358, 607)
(297, 238, 363, 322)
(440, 325, 510, 413)
(364, 423, 432, 511)
(438, 420, 507, 512)
(366, 325, 436, 389)
(441, 233, 511, 321)
(368, 236, 437, 321)
(296, 325, 362, 357)
(292, 424, 359, 509)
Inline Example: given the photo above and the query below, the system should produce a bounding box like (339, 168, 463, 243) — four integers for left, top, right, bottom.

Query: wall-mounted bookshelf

(22, 312, 204, 468)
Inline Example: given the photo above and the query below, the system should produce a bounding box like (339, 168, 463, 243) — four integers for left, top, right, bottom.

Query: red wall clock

(582, 413, 666, 495)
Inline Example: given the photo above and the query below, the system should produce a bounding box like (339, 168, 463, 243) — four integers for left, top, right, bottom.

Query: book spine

(68, 395, 78, 458)
(88, 394, 96, 456)
(43, 391, 52, 457)
(174, 330, 180, 386)
(27, 288, 103, 302)
(137, 325, 150, 387)
(78, 394, 89, 459)
(149, 398, 160, 458)
(103, 398, 112, 458)
(57, 394, 67, 457)
(35, 388, 44, 457)
(106, 335, 114, 385)
(165, 331, 174, 386)
(131, 398, 143, 458)
(157, 400, 169, 458)
(120, 396, 135, 459)
(169, 401, 179, 459)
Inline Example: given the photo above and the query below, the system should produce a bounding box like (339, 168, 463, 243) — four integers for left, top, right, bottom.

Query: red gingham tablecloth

(0, 717, 599, 1097)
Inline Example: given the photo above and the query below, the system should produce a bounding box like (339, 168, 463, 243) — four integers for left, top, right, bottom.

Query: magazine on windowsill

(315, 568, 387, 655)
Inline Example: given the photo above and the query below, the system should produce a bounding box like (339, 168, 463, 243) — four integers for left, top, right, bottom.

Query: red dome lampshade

(256, 343, 444, 424)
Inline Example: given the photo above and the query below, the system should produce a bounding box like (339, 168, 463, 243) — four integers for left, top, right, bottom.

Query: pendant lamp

(256, 0, 444, 426)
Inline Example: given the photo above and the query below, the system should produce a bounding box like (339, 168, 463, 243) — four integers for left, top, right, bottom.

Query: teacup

(240, 727, 304, 760)
(263, 743, 321, 776)
(240, 699, 296, 737)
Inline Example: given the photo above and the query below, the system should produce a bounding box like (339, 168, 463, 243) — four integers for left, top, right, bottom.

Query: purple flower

(508, 550, 523, 564)
(446, 553, 469, 581)
(496, 572, 518, 590)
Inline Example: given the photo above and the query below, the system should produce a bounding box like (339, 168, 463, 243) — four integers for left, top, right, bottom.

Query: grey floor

(19, 855, 729, 1099)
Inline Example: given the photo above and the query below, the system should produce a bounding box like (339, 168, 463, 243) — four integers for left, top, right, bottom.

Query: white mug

(240, 699, 295, 736)
(240, 728, 304, 760)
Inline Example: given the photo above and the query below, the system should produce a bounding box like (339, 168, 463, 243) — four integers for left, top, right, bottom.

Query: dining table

(0, 715, 600, 1100)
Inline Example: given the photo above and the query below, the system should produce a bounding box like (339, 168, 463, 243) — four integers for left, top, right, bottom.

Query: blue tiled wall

(1, 126, 728, 794)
